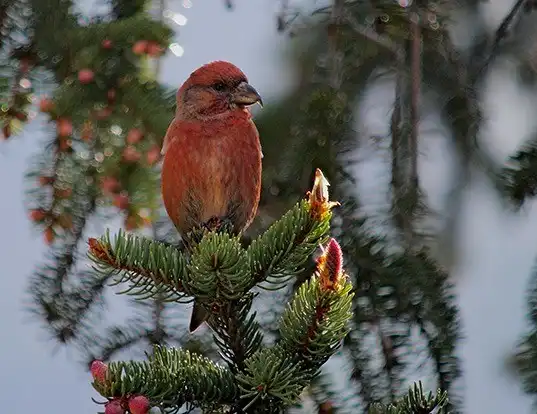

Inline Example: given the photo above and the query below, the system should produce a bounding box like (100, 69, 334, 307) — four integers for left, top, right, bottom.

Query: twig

(327, 0, 345, 89)
(344, 11, 404, 60)
(155, 0, 166, 76)
(323, 0, 345, 188)
(87, 237, 186, 294)
(391, 67, 402, 229)
(409, 7, 421, 201)
(276, 0, 290, 32)
(475, 0, 527, 77)
(374, 317, 397, 402)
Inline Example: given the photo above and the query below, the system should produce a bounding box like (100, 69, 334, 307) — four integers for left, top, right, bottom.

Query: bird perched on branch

(161, 61, 263, 332)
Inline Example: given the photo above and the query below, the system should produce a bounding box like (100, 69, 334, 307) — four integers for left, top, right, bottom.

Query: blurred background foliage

(5, 0, 537, 412)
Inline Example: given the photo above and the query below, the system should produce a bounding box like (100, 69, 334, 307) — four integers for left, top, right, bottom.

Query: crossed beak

(232, 81, 263, 108)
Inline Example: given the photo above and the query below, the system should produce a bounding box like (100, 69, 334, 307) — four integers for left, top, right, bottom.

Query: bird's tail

(189, 300, 209, 333)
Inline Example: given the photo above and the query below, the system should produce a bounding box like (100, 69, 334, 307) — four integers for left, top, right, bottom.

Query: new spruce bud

(317, 238, 344, 291)
(129, 395, 150, 414)
(104, 400, 124, 414)
(90, 360, 108, 383)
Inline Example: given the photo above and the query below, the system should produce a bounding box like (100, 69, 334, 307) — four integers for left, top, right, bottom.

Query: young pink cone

(325, 238, 343, 281)
(105, 400, 125, 414)
(128, 395, 150, 414)
(317, 238, 344, 291)
(90, 360, 108, 383)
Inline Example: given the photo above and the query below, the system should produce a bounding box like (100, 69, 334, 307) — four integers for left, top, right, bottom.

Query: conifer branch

(476, 0, 527, 78)
(208, 292, 264, 373)
(343, 11, 403, 60)
(408, 5, 421, 232)
(87, 325, 150, 364)
(501, 132, 537, 206)
(186, 232, 251, 300)
(88, 230, 189, 302)
(236, 345, 309, 410)
(247, 169, 338, 289)
(235, 239, 354, 412)
(368, 382, 449, 414)
(93, 346, 237, 410)
(85, 169, 360, 413)
(279, 239, 353, 367)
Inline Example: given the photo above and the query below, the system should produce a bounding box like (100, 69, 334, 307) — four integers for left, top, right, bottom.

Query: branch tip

(307, 168, 339, 220)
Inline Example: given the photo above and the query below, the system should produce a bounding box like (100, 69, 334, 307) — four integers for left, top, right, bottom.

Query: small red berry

(29, 209, 47, 222)
(101, 176, 120, 195)
(107, 89, 116, 103)
(3, 123, 11, 139)
(57, 118, 73, 137)
(319, 400, 334, 414)
(90, 360, 108, 383)
(146, 145, 161, 165)
(101, 39, 113, 49)
(146, 42, 164, 57)
(122, 146, 141, 162)
(113, 193, 129, 210)
(38, 176, 55, 186)
(129, 395, 150, 414)
(132, 40, 148, 55)
(78, 69, 95, 84)
(126, 128, 144, 144)
(44, 226, 55, 245)
(14, 111, 28, 121)
(39, 98, 54, 113)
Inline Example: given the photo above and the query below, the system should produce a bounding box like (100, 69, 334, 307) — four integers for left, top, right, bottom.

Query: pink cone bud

(129, 395, 150, 414)
(325, 238, 343, 281)
(90, 360, 108, 383)
(105, 400, 125, 414)
(317, 238, 344, 291)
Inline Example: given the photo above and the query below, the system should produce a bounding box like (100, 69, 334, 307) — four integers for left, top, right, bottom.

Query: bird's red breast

(161, 109, 262, 236)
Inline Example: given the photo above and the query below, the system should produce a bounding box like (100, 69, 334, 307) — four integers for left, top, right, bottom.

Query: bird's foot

(204, 216, 222, 232)
(186, 217, 235, 250)
(203, 216, 234, 234)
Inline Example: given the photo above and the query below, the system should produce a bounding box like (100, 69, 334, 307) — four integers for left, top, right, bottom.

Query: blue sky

(1, 1, 536, 413)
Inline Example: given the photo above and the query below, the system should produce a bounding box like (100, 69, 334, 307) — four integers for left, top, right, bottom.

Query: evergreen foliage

(7, 0, 537, 412)
(3, 0, 198, 370)
(86, 170, 448, 413)
(254, 0, 537, 411)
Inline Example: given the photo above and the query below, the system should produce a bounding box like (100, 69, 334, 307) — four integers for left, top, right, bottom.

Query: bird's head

(176, 61, 263, 120)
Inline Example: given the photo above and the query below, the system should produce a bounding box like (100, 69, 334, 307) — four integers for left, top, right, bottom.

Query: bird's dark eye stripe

(211, 78, 246, 91)
(212, 82, 227, 91)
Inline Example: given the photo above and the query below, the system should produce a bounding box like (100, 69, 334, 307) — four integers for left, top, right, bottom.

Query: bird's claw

(204, 217, 222, 232)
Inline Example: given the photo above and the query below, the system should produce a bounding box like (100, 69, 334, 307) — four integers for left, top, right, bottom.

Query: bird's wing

(160, 117, 176, 155)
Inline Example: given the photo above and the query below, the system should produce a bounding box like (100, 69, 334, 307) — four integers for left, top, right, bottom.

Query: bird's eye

(212, 82, 226, 91)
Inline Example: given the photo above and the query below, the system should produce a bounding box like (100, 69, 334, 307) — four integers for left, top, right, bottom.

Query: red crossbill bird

(161, 61, 263, 332)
